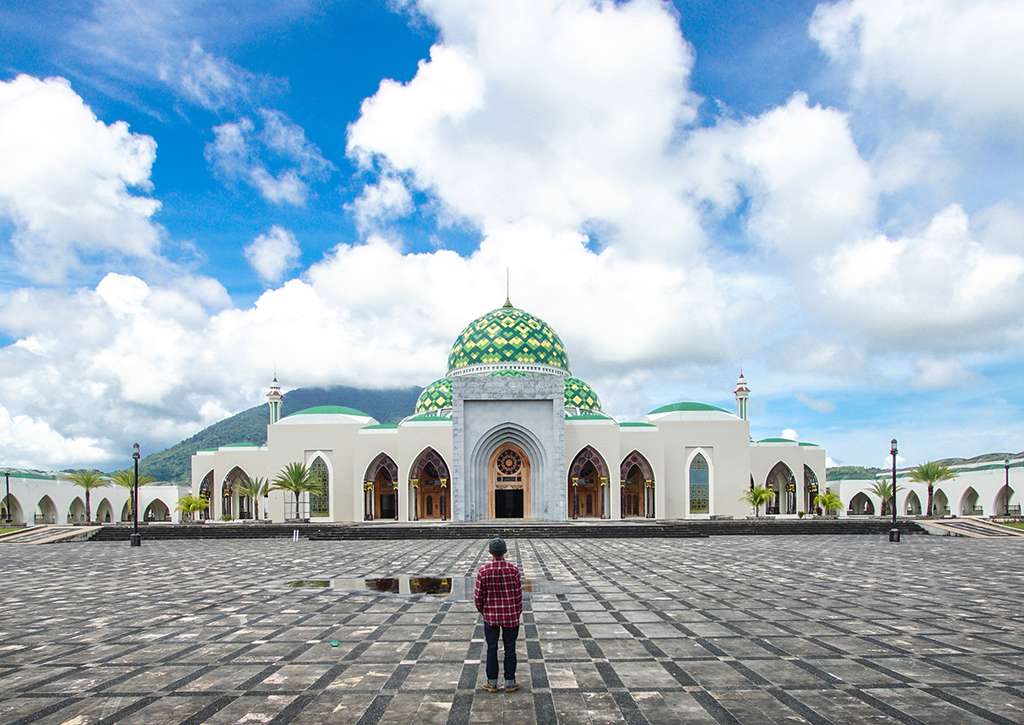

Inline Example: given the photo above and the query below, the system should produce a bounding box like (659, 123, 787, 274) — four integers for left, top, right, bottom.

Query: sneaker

(504, 680, 519, 692)
(483, 680, 500, 693)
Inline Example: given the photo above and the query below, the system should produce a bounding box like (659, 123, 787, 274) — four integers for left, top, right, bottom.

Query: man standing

(473, 537, 523, 693)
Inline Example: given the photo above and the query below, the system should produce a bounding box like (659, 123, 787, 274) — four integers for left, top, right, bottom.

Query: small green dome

(564, 376, 601, 413)
(447, 303, 570, 374)
(415, 378, 452, 414)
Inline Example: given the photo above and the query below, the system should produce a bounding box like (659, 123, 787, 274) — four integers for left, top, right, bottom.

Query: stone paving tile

(1, 535, 1023, 723)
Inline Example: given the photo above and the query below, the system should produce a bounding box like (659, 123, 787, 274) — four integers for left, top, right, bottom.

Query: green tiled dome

(564, 376, 601, 413)
(415, 377, 452, 414)
(447, 302, 570, 374)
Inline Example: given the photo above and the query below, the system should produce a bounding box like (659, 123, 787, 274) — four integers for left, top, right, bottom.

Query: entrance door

(379, 493, 397, 519)
(488, 444, 531, 519)
(495, 490, 524, 518)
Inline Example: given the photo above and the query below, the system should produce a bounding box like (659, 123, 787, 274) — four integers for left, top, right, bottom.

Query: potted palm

(272, 462, 319, 522)
(741, 485, 773, 518)
(813, 491, 842, 518)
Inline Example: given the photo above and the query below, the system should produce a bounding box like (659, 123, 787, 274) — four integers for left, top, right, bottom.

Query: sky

(1, 0, 1022, 472)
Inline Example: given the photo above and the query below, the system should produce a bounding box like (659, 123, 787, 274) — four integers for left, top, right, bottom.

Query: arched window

(689, 453, 709, 514)
(309, 457, 330, 517)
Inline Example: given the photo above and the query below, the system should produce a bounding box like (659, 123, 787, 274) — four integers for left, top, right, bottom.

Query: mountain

(139, 385, 421, 482)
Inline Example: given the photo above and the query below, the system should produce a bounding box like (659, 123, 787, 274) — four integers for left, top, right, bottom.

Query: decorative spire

(734, 369, 750, 421)
(503, 267, 512, 308)
(267, 371, 283, 424)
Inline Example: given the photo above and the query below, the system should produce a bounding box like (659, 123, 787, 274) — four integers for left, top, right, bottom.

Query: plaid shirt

(474, 559, 523, 627)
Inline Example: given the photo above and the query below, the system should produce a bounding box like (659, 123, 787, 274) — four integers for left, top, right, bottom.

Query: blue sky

(1, 0, 1022, 471)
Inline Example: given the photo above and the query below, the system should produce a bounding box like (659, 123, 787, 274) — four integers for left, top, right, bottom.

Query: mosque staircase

(89, 518, 924, 542)
(0, 525, 100, 544)
(921, 518, 1024, 538)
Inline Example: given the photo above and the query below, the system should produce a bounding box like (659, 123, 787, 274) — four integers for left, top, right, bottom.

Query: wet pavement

(1, 535, 1023, 723)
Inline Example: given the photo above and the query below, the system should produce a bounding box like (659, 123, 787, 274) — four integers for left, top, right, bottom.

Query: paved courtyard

(1, 535, 1023, 724)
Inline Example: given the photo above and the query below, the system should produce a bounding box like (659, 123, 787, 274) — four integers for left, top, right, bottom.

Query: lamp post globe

(889, 439, 900, 543)
(130, 442, 142, 547)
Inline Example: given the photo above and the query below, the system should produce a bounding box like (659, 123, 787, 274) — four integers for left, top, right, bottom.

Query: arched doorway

(765, 462, 797, 515)
(363, 453, 399, 521)
(688, 452, 710, 515)
(199, 471, 214, 520)
(994, 485, 1016, 516)
(95, 498, 113, 523)
(410, 448, 451, 521)
(222, 467, 249, 521)
(490, 444, 531, 519)
(144, 499, 170, 522)
(120, 500, 131, 522)
(68, 497, 86, 524)
(567, 446, 608, 519)
(804, 465, 819, 513)
(36, 495, 57, 524)
(308, 456, 330, 518)
(1, 494, 24, 525)
(932, 489, 950, 517)
(620, 450, 654, 519)
(960, 487, 981, 516)
(904, 491, 922, 516)
(848, 492, 874, 515)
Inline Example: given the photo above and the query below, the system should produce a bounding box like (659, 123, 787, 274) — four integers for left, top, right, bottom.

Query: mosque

(191, 298, 826, 522)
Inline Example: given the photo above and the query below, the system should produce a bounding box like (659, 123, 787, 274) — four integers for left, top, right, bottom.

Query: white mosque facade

(190, 300, 827, 523)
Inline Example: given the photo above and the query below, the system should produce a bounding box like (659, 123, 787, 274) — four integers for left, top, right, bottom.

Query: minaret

(734, 370, 750, 421)
(267, 373, 283, 424)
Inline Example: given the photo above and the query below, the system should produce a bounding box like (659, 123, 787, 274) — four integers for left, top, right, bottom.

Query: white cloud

(348, 0, 705, 255)
(0, 404, 110, 470)
(782, 428, 799, 440)
(810, 0, 1024, 127)
(819, 204, 1024, 348)
(682, 93, 876, 256)
(244, 226, 301, 283)
(913, 358, 974, 390)
(206, 111, 332, 206)
(0, 75, 161, 283)
(350, 175, 414, 231)
(795, 393, 836, 414)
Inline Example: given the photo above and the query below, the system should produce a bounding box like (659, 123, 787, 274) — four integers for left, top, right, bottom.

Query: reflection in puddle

(286, 575, 573, 599)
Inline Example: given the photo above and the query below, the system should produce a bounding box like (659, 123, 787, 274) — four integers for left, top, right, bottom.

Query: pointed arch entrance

(765, 462, 797, 515)
(199, 470, 214, 520)
(144, 499, 170, 522)
(36, 495, 57, 524)
(1, 494, 24, 525)
(960, 487, 981, 516)
(904, 490, 922, 516)
(803, 465, 819, 513)
(68, 497, 86, 524)
(95, 497, 113, 524)
(932, 489, 950, 517)
(568, 446, 609, 519)
(222, 467, 250, 521)
(994, 484, 1016, 516)
(490, 444, 531, 519)
(620, 450, 654, 519)
(410, 448, 451, 521)
(363, 453, 399, 521)
(848, 492, 874, 515)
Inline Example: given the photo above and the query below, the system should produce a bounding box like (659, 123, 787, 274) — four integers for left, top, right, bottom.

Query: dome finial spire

(503, 267, 512, 308)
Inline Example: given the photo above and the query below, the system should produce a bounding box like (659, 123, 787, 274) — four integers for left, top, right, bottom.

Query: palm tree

(237, 476, 268, 521)
(909, 462, 955, 518)
(741, 485, 773, 517)
(813, 491, 843, 516)
(67, 471, 109, 523)
(864, 479, 902, 517)
(175, 494, 208, 522)
(109, 469, 155, 518)
(271, 463, 319, 521)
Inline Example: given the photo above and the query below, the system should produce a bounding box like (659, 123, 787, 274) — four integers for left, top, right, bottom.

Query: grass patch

(0, 527, 23, 536)
(1000, 521, 1024, 530)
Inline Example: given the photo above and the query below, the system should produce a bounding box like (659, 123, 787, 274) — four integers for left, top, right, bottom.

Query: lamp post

(889, 439, 900, 543)
(3, 473, 10, 524)
(130, 442, 142, 547)
(1003, 458, 1011, 516)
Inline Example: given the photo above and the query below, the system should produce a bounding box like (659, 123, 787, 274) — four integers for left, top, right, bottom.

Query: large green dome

(447, 302, 570, 375)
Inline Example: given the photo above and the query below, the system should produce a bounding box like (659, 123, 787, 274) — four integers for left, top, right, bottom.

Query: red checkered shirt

(474, 559, 523, 627)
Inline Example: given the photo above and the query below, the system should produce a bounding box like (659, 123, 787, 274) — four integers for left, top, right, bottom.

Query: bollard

(293, 529, 299, 542)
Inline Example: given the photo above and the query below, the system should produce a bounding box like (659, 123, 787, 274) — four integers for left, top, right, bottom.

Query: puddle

(286, 575, 573, 599)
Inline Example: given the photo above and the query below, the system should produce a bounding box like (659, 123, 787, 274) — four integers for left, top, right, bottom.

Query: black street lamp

(130, 442, 142, 547)
(1003, 458, 1011, 516)
(3, 473, 10, 524)
(889, 438, 900, 543)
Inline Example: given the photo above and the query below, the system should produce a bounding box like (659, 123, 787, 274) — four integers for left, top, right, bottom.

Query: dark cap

(488, 537, 507, 556)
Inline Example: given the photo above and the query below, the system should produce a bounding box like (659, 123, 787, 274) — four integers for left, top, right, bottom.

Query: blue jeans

(484, 622, 519, 682)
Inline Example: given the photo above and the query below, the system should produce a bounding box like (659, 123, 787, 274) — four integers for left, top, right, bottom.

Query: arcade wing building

(192, 299, 825, 522)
